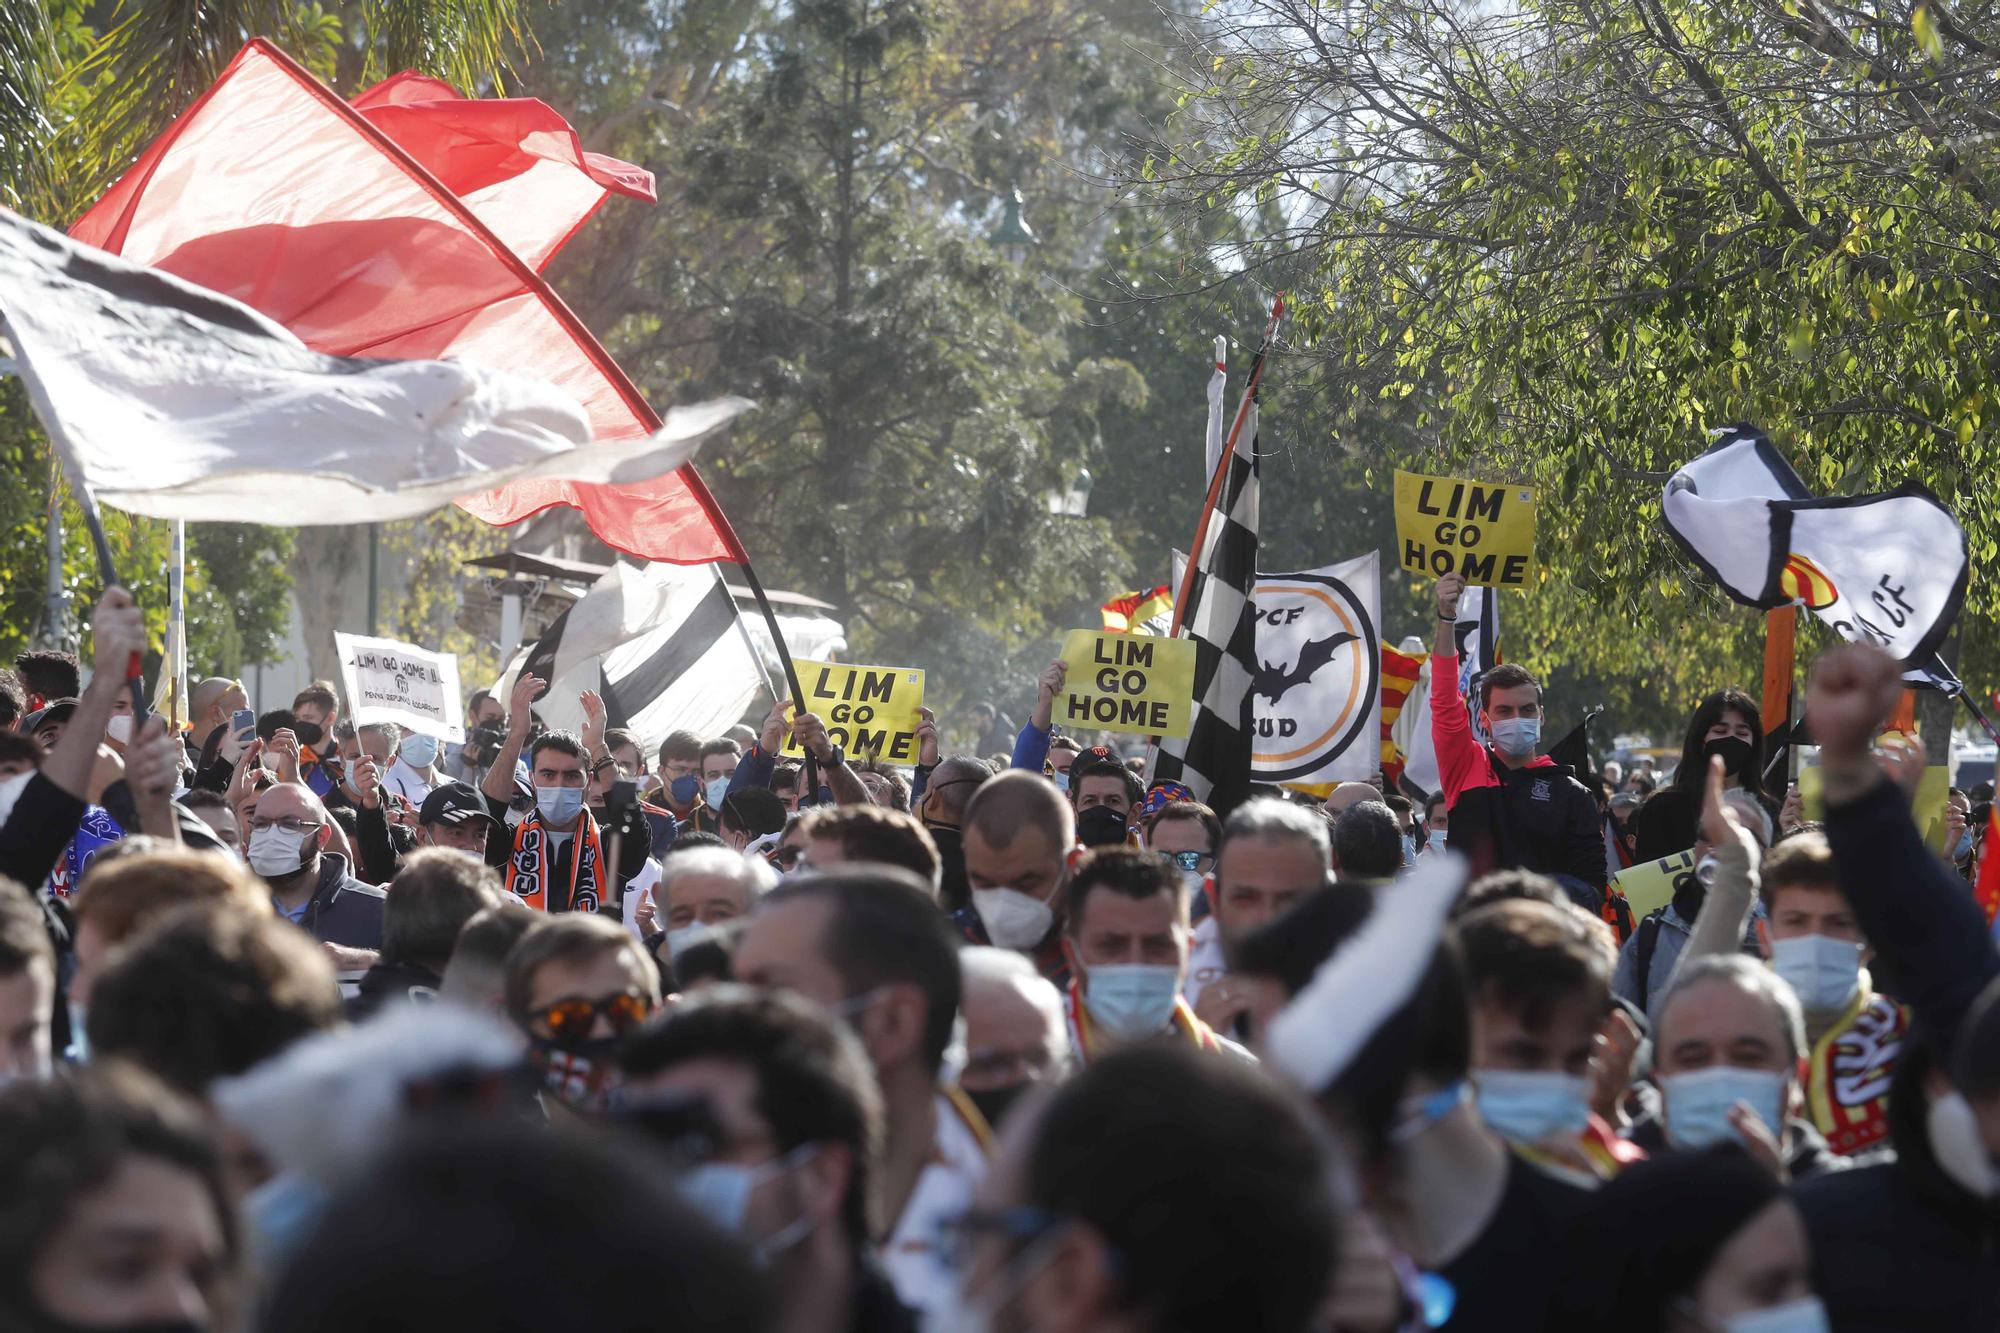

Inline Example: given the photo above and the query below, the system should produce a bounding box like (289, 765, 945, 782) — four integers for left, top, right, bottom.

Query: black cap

(420, 781, 500, 829)
(22, 697, 77, 736)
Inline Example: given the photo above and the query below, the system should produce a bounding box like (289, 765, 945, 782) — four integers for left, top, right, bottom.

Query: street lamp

(989, 186, 1036, 264)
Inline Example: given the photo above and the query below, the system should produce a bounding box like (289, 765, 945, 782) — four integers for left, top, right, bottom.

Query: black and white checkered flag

(1152, 315, 1276, 816)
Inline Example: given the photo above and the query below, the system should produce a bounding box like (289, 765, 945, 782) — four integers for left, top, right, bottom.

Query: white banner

(335, 633, 465, 743)
(1249, 553, 1382, 787)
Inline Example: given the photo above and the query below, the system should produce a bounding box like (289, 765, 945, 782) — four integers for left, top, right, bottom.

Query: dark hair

(13, 649, 80, 704)
(0, 732, 39, 771)
(620, 984, 884, 1244)
(698, 738, 742, 764)
(1024, 1046, 1337, 1333)
(1453, 898, 1613, 1033)
(87, 907, 341, 1094)
(760, 867, 961, 1076)
(384, 850, 507, 970)
(261, 1119, 765, 1332)
(852, 758, 910, 811)
(291, 682, 338, 716)
(1477, 662, 1540, 708)
(1143, 800, 1220, 850)
(1332, 801, 1405, 880)
(770, 763, 803, 794)
(1424, 792, 1448, 820)
(665, 830, 728, 856)
(467, 688, 494, 716)
(0, 670, 21, 730)
(798, 806, 940, 890)
(1672, 689, 1764, 795)
(0, 880, 52, 979)
(527, 730, 586, 767)
(0, 1063, 236, 1319)
(1070, 758, 1143, 808)
(178, 789, 232, 816)
(719, 787, 789, 842)
(1758, 830, 1842, 916)
(256, 708, 297, 742)
(445, 903, 538, 987)
(1064, 848, 1185, 934)
(657, 730, 703, 766)
(504, 914, 658, 1020)
(1457, 868, 1567, 916)
(1629, 773, 1657, 797)
(1233, 887, 1471, 1162)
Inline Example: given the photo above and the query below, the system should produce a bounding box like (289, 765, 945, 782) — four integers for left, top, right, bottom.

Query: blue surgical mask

(1487, 716, 1541, 758)
(1081, 964, 1181, 1040)
(1052, 771, 1070, 794)
(1474, 1069, 1591, 1144)
(669, 774, 701, 806)
(1769, 935, 1861, 1013)
(1954, 829, 1975, 863)
(675, 1147, 817, 1262)
(1400, 834, 1418, 866)
(1691, 1297, 1832, 1333)
(399, 733, 439, 768)
(1661, 1066, 1787, 1150)
(704, 776, 731, 810)
(1427, 828, 1448, 853)
(535, 784, 585, 826)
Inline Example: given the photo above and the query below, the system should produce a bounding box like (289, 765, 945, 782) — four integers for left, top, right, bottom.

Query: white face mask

(247, 824, 314, 879)
(105, 714, 133, 745)
(971, 887, 1055, 950)
(1661, 1066, 1787, 1150)
(1769, 934, 1862, 1013)
(1709, 1297, 1832, 1333)
(665, 922, 715, 961)
(1474, 1069, 1592, 1144)
(1427, 828, 1448, 853)
(1927, 1090, 1999, 1199)
(1081, 964, 1182, 1040)
(704, 776, 731, 810)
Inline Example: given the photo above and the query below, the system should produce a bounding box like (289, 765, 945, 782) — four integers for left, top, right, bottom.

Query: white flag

(0, 209, 749, 524)
(1664, 424, 1967, 670)
(1248, 554, 1382, 787)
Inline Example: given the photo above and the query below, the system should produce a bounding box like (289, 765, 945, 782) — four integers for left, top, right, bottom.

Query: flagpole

(1167, 293, 1284, 640)
(735, 560, 821, 802)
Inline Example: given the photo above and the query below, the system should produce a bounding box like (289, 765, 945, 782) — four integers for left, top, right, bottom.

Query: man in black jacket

(246, 781, 386, 950)
(350, 848, 506, 1018)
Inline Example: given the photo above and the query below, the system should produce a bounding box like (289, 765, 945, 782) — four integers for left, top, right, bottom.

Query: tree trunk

(1920, 624, 1960, 767)
(289, 526, 368, 686)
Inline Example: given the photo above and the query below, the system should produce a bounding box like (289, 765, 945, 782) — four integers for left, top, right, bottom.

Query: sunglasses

(1168, 850, 1208, 872)
(531, 992, 653, 1045)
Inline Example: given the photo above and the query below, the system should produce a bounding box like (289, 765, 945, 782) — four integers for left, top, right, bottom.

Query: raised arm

(482, 673, 545, 806)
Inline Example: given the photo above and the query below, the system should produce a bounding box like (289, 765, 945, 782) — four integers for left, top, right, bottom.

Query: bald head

(925, 757, 991, 822)
(959, 946, 1068, 1094)
(190, 676, 247, 737)
(966, 770, 1074, 853)
(1323, 782, 1380, 815)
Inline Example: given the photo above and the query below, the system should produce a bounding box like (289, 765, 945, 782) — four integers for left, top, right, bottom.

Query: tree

(1124, 0, 2000, 715)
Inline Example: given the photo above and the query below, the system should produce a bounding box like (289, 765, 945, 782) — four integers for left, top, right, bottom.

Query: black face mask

(1075, 804, 1130, 849)
(966, 1081, 1030, 1131)
(1703, 735, 1754, 778)
(291, 720, 325, 748)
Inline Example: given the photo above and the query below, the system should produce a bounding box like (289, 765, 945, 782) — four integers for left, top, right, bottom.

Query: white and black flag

(499, 562, 769, 753)
(1152, 368, 1264, 814)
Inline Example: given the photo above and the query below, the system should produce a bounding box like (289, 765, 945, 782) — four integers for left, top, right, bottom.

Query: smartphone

(231, 707, 255, 744)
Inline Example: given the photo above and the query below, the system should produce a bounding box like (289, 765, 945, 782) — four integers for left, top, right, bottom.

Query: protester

(938, 1045, 1336, 1333)
(436, 902, 537, 1012)
(505, 913, 662, 1114)
(1420, 791, 1450, 856)
(913, 754, 988, 913)
(1429, 573, 1606, 902)
(958, 771, 1076, 986)
(1136, 795, 1218, 895)
(13, 647, 80, 715)
(957, 946, 1069, 1131)
(443, 688, 506, 784)
(719, 786, 788, 856)
(796, 804, 942, 893)
(286, 682, 346, 803)
(619, 985, 912, 1332)
(350, 849, 506, 1018)
(1060, 848, 1248, 1062)
(1332, 799, 1408, 882)
(0, 1063, 239, 1333)
(1630, 689, 1776, 863)
(1183, 797, 1330, 1030)
(645, 844, 776, 971)
(246, 782, 387, 949)
(731, 866, 980, 1315)
(0, 880, 55, 1080)
(1067, 755, 1144, 850)
(0, 669, 22, 732)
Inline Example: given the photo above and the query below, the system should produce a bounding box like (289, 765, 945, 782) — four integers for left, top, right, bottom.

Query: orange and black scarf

(1804, 985, 1907, 1157)
(507, 807, 604, 913)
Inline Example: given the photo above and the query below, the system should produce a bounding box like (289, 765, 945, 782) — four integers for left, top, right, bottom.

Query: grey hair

(658, 845, 777, 909)
(1720, 790, 1774, 848)
(358, 720, 402, 747)
(1219, 798, 1332, 871)
(1657, 953, 1806, 1067)
(958, 945, 1069, 1074)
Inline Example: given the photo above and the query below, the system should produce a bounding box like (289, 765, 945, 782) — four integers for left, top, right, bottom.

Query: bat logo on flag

(1781, 554, 1839, 611)
(1253, 631, 1359, 705)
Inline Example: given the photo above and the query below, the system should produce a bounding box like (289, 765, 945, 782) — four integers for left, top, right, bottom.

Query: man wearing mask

(701, 739, 742, 817)
(1183, 798, 1330, 1033)
(417, 782, 506, 858)
(445, 689, 506, 783)
(184, 676, 249, 775)
(12, 649, 79, 717)
(619, 987, 914, 1333)
(289, 682, 348, 802)
(1430, 573, 1605, 896)
(248, 781, 387, 949)
(731, 866, 982, 1317)
(505, 913, 661, 1115)
(913, 756, 986, 914)
(958, 771, 1075, 986)
(650, 729, 718, 840)
(481, 675, 650, 913)
(1068, 753, 1142, 851)
(1060, 849, 1248, 1064)
(958, 946, 1068, 1132)
(384, 724, 442, 806)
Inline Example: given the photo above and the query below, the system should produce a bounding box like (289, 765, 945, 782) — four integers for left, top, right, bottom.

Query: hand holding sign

(780, 661, 926, 764)
(1395, 469, 1537, 587)
(1057, 630, 1197, 738)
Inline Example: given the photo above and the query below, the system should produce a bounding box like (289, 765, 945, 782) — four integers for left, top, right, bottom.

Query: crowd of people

(0, 574, 1994, 1332)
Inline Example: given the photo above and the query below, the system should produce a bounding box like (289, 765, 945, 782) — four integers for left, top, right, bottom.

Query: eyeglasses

(247, 816, 324, 835)
(937, 1207, 1064, 1272)
(1167, 850, 1209, 872)
(531, 992, 653, 1044)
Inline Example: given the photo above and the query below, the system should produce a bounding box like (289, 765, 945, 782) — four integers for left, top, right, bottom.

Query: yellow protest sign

(781, 661, 926, 763)
(1394, 469, 1538, 587)
(1799, 763, 1953, 853)
(1059, 630, 1197, 738)
(1611, 848, 1697, 924)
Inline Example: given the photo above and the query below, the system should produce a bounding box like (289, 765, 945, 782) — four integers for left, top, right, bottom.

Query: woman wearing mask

(1631, 691, 1777, 864)
(1584, 1147, 1828, 1332)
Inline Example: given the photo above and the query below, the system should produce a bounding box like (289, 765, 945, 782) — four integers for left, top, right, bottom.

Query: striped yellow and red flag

(1976, 806, 2000, 926)
(1101, 586, 1174, 635)
(1380, 646, 1426, 782)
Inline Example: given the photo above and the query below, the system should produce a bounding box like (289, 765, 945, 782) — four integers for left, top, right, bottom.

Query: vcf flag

(1101, 586, 1174, 635)
(1247, 555, 1381, 788)
(0, 210, 735, 521)
(70, 39, 744, 564)
(1663, 425, 1968, 675)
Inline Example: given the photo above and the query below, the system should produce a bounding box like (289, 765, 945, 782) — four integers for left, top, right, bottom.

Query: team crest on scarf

(507, 808, 604, 913)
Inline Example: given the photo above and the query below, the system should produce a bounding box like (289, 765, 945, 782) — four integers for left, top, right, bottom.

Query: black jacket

(347, 958, 443, 1020)
(281, 853, 387, 949)
(1447, 752, 1607, 896)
